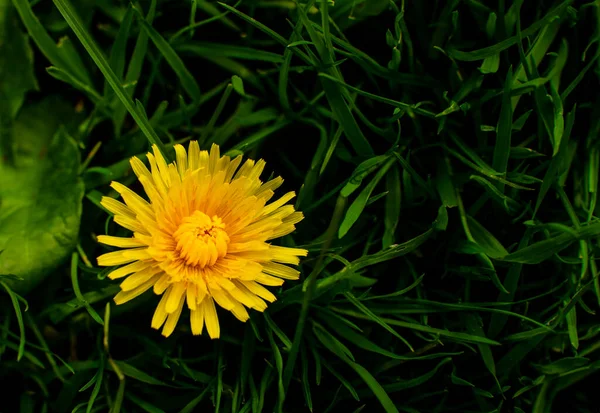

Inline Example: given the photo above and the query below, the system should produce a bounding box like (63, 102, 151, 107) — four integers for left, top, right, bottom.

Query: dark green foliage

(1, 0, 599, 412)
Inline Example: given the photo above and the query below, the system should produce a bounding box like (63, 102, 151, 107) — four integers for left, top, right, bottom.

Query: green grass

(1, 0, 600, 412)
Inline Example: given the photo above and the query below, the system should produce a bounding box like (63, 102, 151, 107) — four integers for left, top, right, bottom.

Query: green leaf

(112, 361, 173, 386)
(492, 66, 514, 191)
(499, 220, 600, 264)
(339, 159, 395, 237)
(467, 216, 509, 259)
(52, 0, 168, 157)
(383, 166, 401, 248)
(104, 4, 134, 98)
(383, 358, 452, 392)
(133, 7, 201, 102)
(341, 155, 389, 198)
(343, 292, 413, 351)
(11, 0, 92, 87)
(295, 3, 374, 156)
(533, 357, 589, 375)
(479, 54, 500, 74)
(0, 281, 27, 360)
(0, 0, 38, 118)
(175, 42, 284, 63)
(0, 98, 84, 294)
(313, 323, 398, 413)
(448, 1, 573, 61)
(231, 75, 245, 96)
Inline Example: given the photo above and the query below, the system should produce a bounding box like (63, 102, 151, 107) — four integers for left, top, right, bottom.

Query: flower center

(173, 211, 230, 268)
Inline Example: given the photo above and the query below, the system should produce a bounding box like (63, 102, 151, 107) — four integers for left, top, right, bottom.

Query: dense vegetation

(1, 0, 599, 412)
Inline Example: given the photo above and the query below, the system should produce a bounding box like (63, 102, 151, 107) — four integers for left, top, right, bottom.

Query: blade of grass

(52, 0, 169, 157)
(295, 1, 374, 155)
(448, 0, 573, 61)
(12, 0, 92, 86)
(492, 66, 514, 192)
(0, 281, 26, 361)
(133, 7, 201, 102)
(113, 0, 157, 135)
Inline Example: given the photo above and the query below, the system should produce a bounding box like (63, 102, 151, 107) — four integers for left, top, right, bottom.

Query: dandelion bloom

(97, 142, 306, 338)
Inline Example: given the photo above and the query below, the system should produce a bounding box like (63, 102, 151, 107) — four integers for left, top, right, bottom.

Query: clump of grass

(1, 0, 599, 412)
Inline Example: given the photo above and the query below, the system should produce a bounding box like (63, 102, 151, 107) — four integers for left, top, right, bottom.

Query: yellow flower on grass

(97, 142, 307, 338)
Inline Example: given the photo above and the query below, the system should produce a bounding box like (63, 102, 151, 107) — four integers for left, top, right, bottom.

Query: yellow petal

(229, 299, 249, 322)
(246, 159, 266, 181)
(147, 152, 168, 198)
(111, 181, 155, 221)
(101, 197, 135, 218)
(114, 273, 160, 305)
(107, 261, 152, 279)
(190, 306, 204, 335)
(130, 156, 153, 181)
(208, 143, 221, 175)
(174, 144, 188, 177)
(227, 241, 269, 254)
(261, 262, 300, 280)
(97, 250, 137, 266)
(186, 284, 197, 310)
(120, 267, 162, 291)
(233, 159, 255, 180)
(240, 281, 276, 303)
(113, 215, 149, 235)
(203, 298, 220, 339)
(122, 248, 152, 261)
(210, 288, 234, 311)
(255, 272, 285, 286)
(153, 273, 170, 294)
(224, 155, 243, 183)
(138, 175, 163, 206)
(260, 191, 295, 216)
(162, 291, 185, 337)
(188, 140, 201, 171)
(151, 291, 170, 330)
(97, 235, 145, 248)
(152, 144, 172, 187)
(269, 245, 308, 264)
(230, 281, 267, 311)
(165, 282, 186, 313)
(267, 225, 297, 240)
(255, 177, 283, 199)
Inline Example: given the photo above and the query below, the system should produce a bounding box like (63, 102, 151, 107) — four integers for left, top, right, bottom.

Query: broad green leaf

(0, 98, 84, 294)
(0, 0, 38, 118)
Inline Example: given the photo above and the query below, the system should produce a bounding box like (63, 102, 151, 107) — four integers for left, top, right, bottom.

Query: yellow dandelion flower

(97, 142, 307, 339)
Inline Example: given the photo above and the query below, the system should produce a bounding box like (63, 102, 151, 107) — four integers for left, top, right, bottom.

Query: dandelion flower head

(97, 142, 307, 338)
